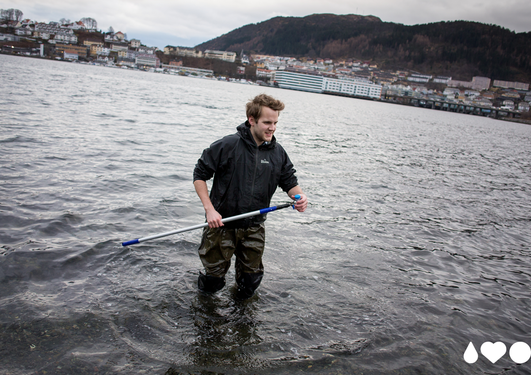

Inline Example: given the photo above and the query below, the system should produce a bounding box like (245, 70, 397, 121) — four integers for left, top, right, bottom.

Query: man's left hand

(292, 193, 308, 212)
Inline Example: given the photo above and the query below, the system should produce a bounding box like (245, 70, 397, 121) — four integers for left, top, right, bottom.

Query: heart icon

(481, 342, 507, 363)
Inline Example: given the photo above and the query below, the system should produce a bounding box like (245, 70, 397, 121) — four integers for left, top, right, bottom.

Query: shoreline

(3, 52, 530, 126)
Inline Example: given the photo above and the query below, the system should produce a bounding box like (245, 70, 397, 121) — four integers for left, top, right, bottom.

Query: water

(1, 54, 531, 374)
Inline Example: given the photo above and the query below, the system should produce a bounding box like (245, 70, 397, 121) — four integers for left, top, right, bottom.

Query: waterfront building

(90, 44, 110, 57)
(135, 54, 160, 68)
(117, 57, 135, 67)
(324, 77, 382, 99)
(160, 64, 213, 76)
(257, 68, 274, 79)
(55, 44, 88, 58)
(272, 70, 324, 93)
(63, 51, 78, 60)
(272, 70, 382, 99)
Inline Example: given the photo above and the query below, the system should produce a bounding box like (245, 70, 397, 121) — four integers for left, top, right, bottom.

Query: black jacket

(193, 122, 298, 228)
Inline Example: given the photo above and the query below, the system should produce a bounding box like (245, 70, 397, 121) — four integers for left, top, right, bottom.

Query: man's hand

(291, 193, 308, 212)
(194, 180, 224, 228)
(206, 207, 224, 228)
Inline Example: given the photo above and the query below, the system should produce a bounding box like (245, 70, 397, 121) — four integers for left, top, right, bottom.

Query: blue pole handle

(260, 206, 277, 214)
(292, 194, 301, 209)
(122, 239, 139, 247)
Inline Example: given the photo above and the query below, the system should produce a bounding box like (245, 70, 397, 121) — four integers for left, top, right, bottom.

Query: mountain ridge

(195, 14, 531, 82)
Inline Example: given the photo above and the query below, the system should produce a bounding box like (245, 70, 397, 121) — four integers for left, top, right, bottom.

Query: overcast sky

(3, 0, 530, 49)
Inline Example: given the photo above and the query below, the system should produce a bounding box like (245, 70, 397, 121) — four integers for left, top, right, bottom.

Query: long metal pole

(122, 199, 297, 247)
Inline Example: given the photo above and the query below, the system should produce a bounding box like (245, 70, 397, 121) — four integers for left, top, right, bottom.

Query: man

(193, 93, 307, 300)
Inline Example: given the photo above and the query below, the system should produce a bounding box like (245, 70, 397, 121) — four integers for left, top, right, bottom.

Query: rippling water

(1, 54, 531, 374)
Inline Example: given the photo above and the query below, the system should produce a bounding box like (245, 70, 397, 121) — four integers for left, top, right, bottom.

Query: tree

(80, 17, 97, 30)
(1, 8, 23, 22)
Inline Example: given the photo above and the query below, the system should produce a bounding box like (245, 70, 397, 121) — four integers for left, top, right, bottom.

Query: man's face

(249, 106, 279, 146)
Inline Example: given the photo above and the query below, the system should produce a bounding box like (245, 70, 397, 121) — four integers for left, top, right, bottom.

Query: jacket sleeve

(193, 139, 223, 182)
(278, 148, 299, 193)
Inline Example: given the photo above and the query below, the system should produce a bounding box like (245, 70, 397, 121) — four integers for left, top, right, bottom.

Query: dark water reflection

(1, 55, 531, 374)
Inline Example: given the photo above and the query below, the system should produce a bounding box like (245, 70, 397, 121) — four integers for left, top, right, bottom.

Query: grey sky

(3, 0, 530, 49)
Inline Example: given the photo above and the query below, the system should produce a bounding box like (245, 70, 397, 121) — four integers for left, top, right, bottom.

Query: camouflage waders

(198, 224, 265, 299)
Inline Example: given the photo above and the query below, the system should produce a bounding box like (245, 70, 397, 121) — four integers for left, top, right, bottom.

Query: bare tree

(1, 8, 24, 22)
(80, 17, 97, 30)
(14, 9, 22, 21)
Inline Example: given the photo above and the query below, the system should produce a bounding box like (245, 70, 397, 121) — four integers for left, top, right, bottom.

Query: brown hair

(246, 94, 285, 121)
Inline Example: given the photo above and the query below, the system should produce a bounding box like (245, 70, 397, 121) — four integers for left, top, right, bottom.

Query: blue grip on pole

(294, 194, 301, 200)
(122, 239, 139, 247)
(260, 206, 277, 214)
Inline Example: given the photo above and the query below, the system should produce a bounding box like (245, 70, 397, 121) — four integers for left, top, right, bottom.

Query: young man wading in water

(193, 94, 308, 300)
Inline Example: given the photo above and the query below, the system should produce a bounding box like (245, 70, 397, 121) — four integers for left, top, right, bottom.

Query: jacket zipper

(248, 145, 259, 209)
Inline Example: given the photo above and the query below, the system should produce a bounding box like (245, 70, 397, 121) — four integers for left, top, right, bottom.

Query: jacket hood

(237, 121, 276, 150)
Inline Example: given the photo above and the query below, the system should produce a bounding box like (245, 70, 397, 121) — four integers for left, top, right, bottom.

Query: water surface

(1, 54, 530, 374)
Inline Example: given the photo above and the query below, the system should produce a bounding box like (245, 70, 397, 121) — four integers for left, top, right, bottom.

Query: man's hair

(246, 94, 285, 121)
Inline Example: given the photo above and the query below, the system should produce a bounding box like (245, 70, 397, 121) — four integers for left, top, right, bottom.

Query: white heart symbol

(481, 342, 507, 363)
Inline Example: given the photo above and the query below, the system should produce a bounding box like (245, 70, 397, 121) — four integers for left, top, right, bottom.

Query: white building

(434, 76, 452, 84)
(493, 80, 529, 91)
(90, 44, 110, 56)
(407, 74, 432, 83)
(138, 46, 156, 55)
(471, 76, 491, 90)
(272, 70, 324, 93)
(323, 77, 382, 99)
(273, 70, 382, 99)
(15, 26, 33, 36)
(502, 100, 515, 110)
(136, 54, 160, 68)
(518, 102, 530, 112)
(53, 28, 77, 44)
(130, 39, 141, 48)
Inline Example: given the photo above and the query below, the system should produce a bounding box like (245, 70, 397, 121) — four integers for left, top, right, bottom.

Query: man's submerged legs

(197, 225, 266, 299)
(198, 272, 226, 293)
(235, 272, 264, 300)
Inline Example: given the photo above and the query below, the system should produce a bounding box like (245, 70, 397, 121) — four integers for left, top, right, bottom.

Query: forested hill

(195, 14, 531, 82)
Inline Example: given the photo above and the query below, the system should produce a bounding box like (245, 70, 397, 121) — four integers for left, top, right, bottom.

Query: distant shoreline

(2, 52, 530, 126)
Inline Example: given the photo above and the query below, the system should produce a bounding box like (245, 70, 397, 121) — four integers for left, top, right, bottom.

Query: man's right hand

(194, 180, 224, 228)
(205, 207, 224, 228)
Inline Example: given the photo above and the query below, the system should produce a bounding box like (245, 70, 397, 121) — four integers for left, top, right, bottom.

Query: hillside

(195, 14, 531, 82)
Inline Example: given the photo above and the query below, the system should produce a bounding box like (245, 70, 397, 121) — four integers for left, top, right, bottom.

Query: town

(1, 10, 530, 124)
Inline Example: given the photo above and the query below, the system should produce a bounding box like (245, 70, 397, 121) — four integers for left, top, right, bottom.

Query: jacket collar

(237, 121, 276, 149)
